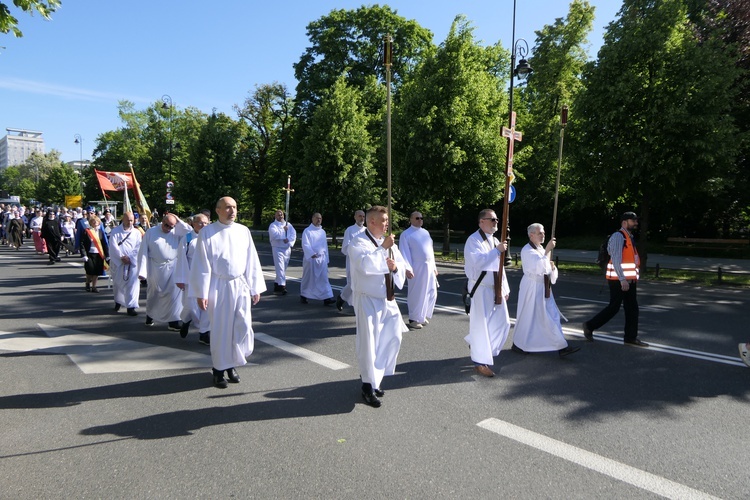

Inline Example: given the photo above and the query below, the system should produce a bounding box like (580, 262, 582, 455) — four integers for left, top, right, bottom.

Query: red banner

(95, 170, 133, 192)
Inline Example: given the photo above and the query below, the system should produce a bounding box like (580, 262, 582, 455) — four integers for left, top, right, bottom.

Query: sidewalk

(544, 248, 750, 274)
(250, 230, 750, 274)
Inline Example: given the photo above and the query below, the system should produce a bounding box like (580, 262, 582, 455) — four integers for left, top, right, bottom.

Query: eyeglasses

(482, 217, 499, 223)
(414, 217, 423, 220)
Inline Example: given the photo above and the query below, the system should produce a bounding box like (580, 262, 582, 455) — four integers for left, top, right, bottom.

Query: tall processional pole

(545, 105, 568, 298)
(497, 0, 532, 304)
(384, 34, 395, 301)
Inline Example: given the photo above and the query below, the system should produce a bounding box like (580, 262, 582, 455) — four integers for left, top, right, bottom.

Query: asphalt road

(1, 239, 748, 499)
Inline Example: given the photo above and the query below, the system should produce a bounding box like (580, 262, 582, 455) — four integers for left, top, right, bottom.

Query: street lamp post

(73, 134, 84, 201)
(161, 95, 175, 206)
(496, 0, 533, 304)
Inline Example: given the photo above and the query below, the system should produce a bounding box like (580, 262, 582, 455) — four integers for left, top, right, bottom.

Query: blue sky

(0, 1, 622, 165)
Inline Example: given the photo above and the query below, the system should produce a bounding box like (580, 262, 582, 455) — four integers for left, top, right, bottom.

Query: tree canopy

(0, 0, 60, 37)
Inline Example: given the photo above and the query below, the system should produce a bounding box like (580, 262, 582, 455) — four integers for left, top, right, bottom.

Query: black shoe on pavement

(511, 344, 527, 354)
(114, 303, 121, 312)
(281, 286, 288, 295)
(127, 308, 138, 316)
(300, 296, 308, 304)
(199, 332, 210, 345)
(362, 390, 382, 408)
(323, 297, 335, 306)
(373, 388, 385, 397)
(179, 320, 191, 338)
(624, 338, 649, 347)
(168, 321, 182, 332)
(212, 369, 228, 389)
(558, 346, 581, 358)
(582, 322, 594, 342)
(336, 295, 344, 311)
(226, 367, 240, 383)
(145, 316, 154, 326)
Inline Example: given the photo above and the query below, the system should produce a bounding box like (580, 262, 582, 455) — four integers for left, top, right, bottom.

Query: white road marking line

(255, 332, 349, 370)
(558, 295, 664, 312)
(477, 418, 720, 500)
(0, 324, 212, 374)
(262, 269, 745, 368)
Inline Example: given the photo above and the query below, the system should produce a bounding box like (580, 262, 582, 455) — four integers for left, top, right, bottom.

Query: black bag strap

(469, 271, 486, 298)
(469, 229, 491, 297)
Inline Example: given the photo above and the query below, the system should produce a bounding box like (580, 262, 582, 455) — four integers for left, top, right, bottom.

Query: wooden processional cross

(502, 111, 522, 182)
(496, 111, 522, 304)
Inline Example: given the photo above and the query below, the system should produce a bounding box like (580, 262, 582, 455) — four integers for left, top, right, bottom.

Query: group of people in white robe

(464, 209, 580, 378)
(101, 200, 579, 394)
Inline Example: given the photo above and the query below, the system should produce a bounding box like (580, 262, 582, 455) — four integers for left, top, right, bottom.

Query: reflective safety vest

(606, 229, 639, 281)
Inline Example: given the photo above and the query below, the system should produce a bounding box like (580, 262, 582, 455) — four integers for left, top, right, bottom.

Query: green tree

(570, 0, 742, 266)
(234, 82, 294, 226)
(92, 100, 208, 215)
(20, 150, 62, 186)
(0, 0, 59, 37)
(36, 163, 80, 205)
(393, 15, 506, 253)
(0, 165, 35, 202)
(182, 112, 248, 218)
(513, 0, 595, 231)
(293, 4, 433, 121)
(299, 75, 379, 237)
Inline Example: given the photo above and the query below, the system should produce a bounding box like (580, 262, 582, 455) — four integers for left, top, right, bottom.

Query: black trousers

(586, 279, 639, 341)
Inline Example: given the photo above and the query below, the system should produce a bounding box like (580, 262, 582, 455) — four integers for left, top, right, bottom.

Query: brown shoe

(474, 364, 495, 377)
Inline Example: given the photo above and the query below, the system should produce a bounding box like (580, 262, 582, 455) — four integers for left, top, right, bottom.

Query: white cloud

(0, 77, 152, 104)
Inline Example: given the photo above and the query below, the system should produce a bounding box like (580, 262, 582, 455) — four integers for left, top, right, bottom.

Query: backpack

(596, 230, 627, 270)
(596, 235, 611, 270)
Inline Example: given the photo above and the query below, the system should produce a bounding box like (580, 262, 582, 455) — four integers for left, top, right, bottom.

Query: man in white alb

(464, 209, 510, 378)
(175, 213, 211, 345)
(137, 213, 190, 330)
(268, 209, 297, 295)
(189, 197, 266, 389)
(349, 205, 408, 408)
(399, 211, 438, 330)
(300, 212, 334, 305)
(336, 209, 366, 311)
(109, 212, 142, 316)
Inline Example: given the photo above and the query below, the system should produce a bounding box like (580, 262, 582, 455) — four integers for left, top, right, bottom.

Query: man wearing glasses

(137, 213, 190, 330)
(464, 209, 510, 377)
(399, 211, 438, 330)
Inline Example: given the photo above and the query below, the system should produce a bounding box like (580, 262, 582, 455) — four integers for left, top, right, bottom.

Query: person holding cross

(464, 209, 510, 378)
(268, 209, 296, 295)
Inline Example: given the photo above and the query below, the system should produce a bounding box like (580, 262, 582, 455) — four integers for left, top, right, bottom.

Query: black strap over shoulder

(470, 229, 490, 297)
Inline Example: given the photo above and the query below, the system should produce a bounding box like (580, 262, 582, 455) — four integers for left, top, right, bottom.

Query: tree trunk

(253, 204, 262, 229)
(441, 205, 451, 255)
(639, 194, 650, 272)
